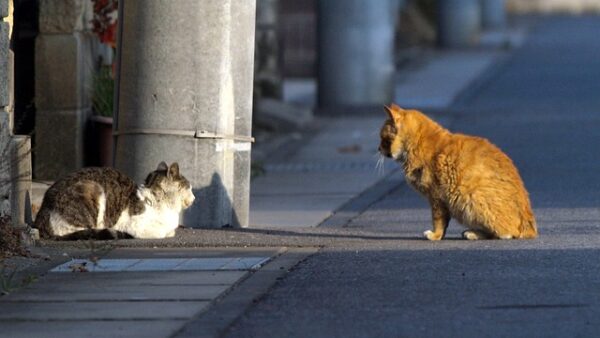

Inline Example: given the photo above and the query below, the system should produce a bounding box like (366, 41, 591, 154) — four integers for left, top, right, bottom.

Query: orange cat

(379, 104, 537, 240)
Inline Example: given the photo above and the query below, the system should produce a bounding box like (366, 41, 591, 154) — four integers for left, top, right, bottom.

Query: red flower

(91, 0, 118, 48)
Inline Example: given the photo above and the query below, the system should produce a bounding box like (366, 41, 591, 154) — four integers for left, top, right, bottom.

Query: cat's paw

(462, 230, 489, 240)
(424, 230, 443, 241)
(462, 231, 479, 240)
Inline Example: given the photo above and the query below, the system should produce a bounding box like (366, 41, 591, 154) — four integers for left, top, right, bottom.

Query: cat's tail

(518, 209, 538, 239)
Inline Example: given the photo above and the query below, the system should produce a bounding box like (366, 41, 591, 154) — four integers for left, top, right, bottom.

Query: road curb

(174, 247, 319, 338)
(318, 169, 404, 228)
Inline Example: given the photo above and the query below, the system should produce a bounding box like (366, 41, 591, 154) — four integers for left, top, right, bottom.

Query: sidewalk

(0, 27, 523, 338)
(0, 247, 318, 338)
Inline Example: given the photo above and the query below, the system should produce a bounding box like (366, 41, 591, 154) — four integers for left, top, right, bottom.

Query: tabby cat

(379, 104, 537, 240)
(34, 162, 195, 239)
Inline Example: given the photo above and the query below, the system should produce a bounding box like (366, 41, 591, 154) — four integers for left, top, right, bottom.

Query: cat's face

(379, 104, 406, 160)
(145, 162, 195, 208)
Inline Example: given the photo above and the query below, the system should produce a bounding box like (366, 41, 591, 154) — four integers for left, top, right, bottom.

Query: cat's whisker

(375, 154, 386, 176)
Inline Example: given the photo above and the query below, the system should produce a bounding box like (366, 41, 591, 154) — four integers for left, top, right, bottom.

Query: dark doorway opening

(12, 0, 38, 136)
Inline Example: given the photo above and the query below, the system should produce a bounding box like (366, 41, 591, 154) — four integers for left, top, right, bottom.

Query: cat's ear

(157, 162, 168, 172)
(168, 162, 180, 178)
(384, 103, 404, 123)
(384, 104, 402, 120)
(390, 103, 404, 112)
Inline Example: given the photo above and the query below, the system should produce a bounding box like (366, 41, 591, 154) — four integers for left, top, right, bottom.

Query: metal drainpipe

(113, 0, 256, 228)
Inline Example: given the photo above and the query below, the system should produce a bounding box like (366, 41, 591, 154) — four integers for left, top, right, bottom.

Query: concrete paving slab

(171, 258, 235, 271)
(0, 320, 187, 338)
(220, 257, 270, 270)
(250, 194, 352, 227)
(25, 271, 248, 287)
(0, 301, 210, 320)
(51, 257, 271, 272)
(104, 247, 282, 259)
(283, 78, 316, 107)
(50, 258, 142, 272)
(6, 284, 230, 301)
(251, 172, 384, 196)
(394, 51, 498, 109)
(125, 258, 190, 271)
(290, 118, 383, 163)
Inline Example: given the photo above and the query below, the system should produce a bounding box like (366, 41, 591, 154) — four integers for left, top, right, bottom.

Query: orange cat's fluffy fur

(379, 104, 537, 240)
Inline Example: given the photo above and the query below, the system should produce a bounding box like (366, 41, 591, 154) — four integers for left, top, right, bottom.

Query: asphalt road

(223, 17, 600, 338)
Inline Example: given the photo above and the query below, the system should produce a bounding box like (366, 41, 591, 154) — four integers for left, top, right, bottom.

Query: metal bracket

(113, 128, 254, 142)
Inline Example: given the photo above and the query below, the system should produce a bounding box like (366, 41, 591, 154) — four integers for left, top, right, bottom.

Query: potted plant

(89, 65, 114, 167)
(88, 0, 118, 167)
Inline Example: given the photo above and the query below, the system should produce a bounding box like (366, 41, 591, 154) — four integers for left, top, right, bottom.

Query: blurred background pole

(437, 0, 481, 48)
(317, 0, 401, 108)
(480, 0, 506, 30)
(114, 1, 256, 228)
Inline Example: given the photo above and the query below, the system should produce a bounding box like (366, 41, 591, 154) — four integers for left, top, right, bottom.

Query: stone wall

(34, 0, 95, 179)
(0, 0, 12, 216)
(1, 0, 33, 225)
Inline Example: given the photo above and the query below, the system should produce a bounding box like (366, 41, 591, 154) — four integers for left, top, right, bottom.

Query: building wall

(34, 0, 95, 179)
(1, 0, 11, 114)
(0, 0, 12, 216)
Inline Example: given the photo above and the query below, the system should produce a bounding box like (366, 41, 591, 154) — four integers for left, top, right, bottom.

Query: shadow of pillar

(184, 172, 240, 229)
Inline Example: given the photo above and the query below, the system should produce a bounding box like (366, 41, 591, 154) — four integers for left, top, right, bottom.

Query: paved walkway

(0, 248, 281, 337)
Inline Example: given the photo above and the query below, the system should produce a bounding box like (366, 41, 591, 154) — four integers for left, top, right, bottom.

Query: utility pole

(437, 0, 481, 48)
(114, 0, 256, 228)
(317, 0, 400, 108)
(481, 0, 506, 30)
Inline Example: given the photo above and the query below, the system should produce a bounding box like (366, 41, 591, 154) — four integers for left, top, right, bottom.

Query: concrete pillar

(114, 0, 256, 228)
(9, 135, 32, 226)
(255, 0, 282, 99)
(34, 0, 95, 179)
(317, 0, 398, 108)
(480, 0, 506, 29)
(437, 0, 481, 48)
